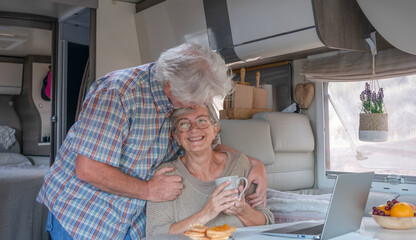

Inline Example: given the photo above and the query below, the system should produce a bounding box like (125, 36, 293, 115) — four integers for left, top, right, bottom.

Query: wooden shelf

(220, 108, 271, 120)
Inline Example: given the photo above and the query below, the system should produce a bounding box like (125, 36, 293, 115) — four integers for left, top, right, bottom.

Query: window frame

(315, 82, 416, 194)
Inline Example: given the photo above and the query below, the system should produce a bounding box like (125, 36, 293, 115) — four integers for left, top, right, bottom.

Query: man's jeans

(46, 212, 132, 240)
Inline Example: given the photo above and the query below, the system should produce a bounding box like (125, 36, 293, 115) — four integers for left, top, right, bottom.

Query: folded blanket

(266, 188, 332, 223)
(267, 197, 330, 213)
(272, 211, 327, 223)
(267, 188, 332, 201)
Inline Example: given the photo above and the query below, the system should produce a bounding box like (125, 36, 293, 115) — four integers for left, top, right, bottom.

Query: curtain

(301, 48, 416, 82)
(75, 59, 92, 120)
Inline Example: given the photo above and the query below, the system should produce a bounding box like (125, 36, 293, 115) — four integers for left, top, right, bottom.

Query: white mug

(214, 175, 248, 201)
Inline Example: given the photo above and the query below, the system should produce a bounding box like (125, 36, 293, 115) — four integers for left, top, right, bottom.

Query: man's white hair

(154, 43, 234, 105)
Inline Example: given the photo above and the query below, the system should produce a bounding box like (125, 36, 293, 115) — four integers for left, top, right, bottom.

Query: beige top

(145, 152, 274, 236)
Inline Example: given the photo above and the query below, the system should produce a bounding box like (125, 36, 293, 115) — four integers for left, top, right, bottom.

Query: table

(143, 217, 416, 240)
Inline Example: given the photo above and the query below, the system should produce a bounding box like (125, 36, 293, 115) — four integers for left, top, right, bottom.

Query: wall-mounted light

(0, 34, 27, 51)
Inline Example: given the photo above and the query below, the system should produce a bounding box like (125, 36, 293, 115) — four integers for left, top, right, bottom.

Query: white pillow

(0, 125, 16, 149)
(0, 153, 32, 166)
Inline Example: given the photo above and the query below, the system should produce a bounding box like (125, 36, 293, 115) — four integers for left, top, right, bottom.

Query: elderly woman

(146, 104, 274, 236)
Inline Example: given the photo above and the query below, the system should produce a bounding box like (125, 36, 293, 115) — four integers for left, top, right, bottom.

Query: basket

(359, 113, 388, 142)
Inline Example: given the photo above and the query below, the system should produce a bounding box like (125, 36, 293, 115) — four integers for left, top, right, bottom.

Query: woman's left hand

(223, 186, 248, 216)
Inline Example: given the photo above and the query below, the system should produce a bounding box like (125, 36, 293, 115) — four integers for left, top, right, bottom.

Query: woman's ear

(173, 131, 181, 146)
(213, 123, 220, 135)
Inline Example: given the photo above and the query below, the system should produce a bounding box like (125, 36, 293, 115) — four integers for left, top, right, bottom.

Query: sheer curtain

(301, 48, 416, 82)
(75, 59, 92, 120)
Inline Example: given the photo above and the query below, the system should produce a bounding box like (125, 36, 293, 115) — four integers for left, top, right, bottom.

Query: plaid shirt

(37, 63, 179, 240)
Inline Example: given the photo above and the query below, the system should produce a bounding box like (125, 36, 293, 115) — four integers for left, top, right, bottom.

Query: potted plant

(359, 82, 388, 142)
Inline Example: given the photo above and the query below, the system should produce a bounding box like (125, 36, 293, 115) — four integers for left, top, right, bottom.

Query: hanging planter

(359, 113, 388, 142)
(358, 82, 388, 142)
(358, 34, 388, 142)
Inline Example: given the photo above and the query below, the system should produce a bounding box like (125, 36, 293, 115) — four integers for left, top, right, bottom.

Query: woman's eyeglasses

(175, 116, 212, 132)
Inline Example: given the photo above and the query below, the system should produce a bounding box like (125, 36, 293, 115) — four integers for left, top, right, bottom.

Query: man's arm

(214, 144, 267, 207)
(75, 154, 183, 202)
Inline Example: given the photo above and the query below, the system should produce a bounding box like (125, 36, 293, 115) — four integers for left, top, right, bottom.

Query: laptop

(262, 172, 374, 240)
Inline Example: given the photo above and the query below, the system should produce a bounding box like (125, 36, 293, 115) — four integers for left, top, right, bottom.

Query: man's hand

(146, 167, 183, 202)
(246, 157, 267, 207)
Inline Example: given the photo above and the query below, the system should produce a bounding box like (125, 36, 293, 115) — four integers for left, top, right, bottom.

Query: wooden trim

(228, 46, 330, 71)
(135, 0, 166, 13)
(50, 21, 59, 163)
(312, 0, 373, 52)
(0, 56, 24, 64)
(0, 11, 56, 30)
(14, 55, 52, 156)
(233, 61, 290, 74)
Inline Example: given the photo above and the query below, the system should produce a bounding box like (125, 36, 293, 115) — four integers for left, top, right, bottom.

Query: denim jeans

(46, 212, 132, 240)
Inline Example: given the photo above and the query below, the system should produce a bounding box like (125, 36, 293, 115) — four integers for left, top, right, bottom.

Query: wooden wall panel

(14, 55, 51, 156)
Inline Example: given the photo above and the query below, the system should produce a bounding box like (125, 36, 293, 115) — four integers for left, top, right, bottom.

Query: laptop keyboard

(289, 224, 324, 235)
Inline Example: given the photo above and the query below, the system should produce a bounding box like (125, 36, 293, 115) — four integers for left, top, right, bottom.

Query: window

(323, 75, 416, 186)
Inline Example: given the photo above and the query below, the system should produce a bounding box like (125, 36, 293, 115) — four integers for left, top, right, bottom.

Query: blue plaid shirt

(37, 63, 179, 239)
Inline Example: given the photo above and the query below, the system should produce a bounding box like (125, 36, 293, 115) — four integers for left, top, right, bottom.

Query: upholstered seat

(219, 112, 315, 191)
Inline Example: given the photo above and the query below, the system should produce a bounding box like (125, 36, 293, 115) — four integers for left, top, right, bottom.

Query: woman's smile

(187, 135, 205, 142)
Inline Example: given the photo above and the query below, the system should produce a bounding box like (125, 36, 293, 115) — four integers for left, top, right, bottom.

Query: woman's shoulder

(156, 158, 181, 175)
(228, 151, 251, 163)
(227, 152, 252, 171)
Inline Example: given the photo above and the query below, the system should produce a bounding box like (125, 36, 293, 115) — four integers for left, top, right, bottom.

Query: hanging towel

(45, 69, 51, 99)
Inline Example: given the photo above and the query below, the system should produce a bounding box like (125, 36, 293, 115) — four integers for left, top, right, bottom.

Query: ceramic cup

(214, 175, 248, 201)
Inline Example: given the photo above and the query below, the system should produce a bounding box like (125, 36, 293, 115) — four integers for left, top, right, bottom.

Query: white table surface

(143, 217, 416, 240)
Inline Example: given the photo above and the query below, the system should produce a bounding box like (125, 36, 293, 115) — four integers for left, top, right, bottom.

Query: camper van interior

(0, 0, 415, 239)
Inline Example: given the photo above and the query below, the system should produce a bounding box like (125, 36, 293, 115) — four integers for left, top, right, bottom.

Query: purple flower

(360, 82, 385, 113)
(360, 91, 365, 101)
(366, 89, 371, 98)
(378, 88, 384, 102)
(365, 82, 370, 91)
(371, 91, 377, 103)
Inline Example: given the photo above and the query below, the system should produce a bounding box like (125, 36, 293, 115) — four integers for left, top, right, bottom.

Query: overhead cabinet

(0, 61, 23, 95)
(135, 0, 373, 65)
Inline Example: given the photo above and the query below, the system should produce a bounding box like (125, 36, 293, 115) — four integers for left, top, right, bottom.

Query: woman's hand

(224, 186, 267, 226)
(224, 185, 248, 216)
(168, 181, 238, 234)
(200, 181, 238, 223)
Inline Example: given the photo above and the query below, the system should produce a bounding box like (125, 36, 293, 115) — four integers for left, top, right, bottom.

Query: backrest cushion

(253, 112, 314, 152)
(219, 119, 275, 165)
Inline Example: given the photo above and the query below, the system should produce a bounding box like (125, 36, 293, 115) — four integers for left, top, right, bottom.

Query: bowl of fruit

(371, 199, 416, 230)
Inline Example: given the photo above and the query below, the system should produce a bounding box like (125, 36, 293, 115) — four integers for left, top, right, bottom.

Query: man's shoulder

(93, 63, 155, 95)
